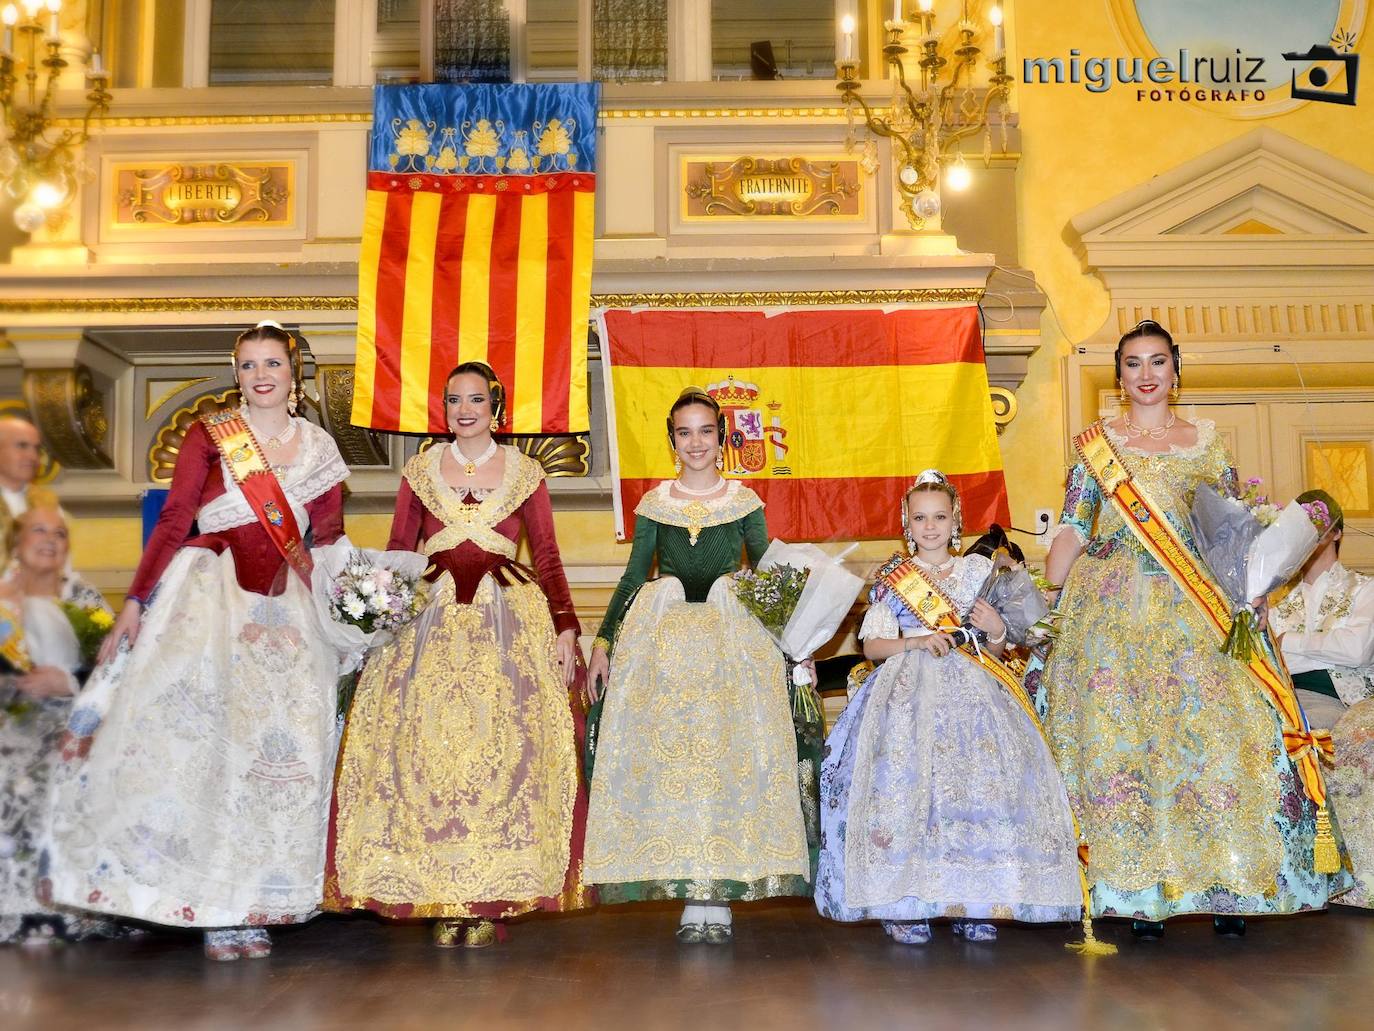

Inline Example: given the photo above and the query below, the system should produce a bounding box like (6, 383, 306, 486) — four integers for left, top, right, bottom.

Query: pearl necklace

(1123, 411, 1176, 440)
(451, 438, 498, 476)
(672, 476, 726, 497)
(913, 554, 956, 574)
(241, 406, 297, 449)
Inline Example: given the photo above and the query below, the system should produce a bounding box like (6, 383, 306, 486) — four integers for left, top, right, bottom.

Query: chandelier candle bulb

(2, 5, 14, 55)
(841, 13, 855, 61)
(991, 3, 1004, 54)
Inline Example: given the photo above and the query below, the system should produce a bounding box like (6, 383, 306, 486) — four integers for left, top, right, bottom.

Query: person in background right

(1270, 490, 1374, 730)
(1271, 490, 1374, 908)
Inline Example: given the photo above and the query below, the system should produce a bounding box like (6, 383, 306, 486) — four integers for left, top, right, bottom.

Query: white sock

(680, 903, 706, 926)
(705, 904, 731, 926)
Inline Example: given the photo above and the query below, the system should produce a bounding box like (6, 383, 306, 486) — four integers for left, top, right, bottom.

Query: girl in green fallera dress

(584, 388, 811, 943)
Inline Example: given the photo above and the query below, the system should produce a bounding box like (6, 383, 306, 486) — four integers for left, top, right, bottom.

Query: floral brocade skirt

(325, 572, 592, 919)
(815, 649, 1082, 924)
(1330, 699, 1374, 908)
(44, 548, 340, 928)
(1041, 548, 1350, 920)
(583, 576, 811, 901)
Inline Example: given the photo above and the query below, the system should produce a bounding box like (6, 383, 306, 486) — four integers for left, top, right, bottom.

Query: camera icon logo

(1282, 41, 1359, 106)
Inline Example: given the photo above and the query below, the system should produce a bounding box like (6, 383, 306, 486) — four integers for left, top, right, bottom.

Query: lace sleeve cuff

(859, 602, 899, 642)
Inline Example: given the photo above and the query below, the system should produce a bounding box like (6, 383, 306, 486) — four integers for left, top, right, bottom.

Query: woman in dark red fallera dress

(326, 362, 593, 948)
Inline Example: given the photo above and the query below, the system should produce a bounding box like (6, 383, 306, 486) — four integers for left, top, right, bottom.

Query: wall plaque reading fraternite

(112, 161, 294, 227)
(681, 156, 863, 222)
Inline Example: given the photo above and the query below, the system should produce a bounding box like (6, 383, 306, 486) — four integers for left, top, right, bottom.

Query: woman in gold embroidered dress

(1041, 321, 1348, 940)
(583, 388, 809, 944)
(326, 362, 591, 948)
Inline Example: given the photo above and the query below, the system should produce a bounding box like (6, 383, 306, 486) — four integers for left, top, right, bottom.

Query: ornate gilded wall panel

(22, 367, 111, 470)
(315, 365, 391, 467)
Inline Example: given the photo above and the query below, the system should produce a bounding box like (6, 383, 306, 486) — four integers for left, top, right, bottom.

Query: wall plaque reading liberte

(111, 161, 294, 227)
(681, 155, 864, 222)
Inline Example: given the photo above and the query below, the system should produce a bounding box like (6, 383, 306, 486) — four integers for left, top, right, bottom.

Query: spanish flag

(600, 306, 1009, 541)
(352, 83, 598, 434)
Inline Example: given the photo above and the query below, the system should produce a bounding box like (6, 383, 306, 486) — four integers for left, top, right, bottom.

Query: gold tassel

(1314, 803, 1340, 874)
(1065, 916, 1117, 957)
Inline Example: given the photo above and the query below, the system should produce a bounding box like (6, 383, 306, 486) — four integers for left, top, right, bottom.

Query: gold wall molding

(145, 377, 213, 420)
(0, 288, 984, 315)
(23, 367, 112, 470)
(148, 388, 239, 482)
(592, 288, 983, 307)
(0, 297, 359, 315)
(989, 386, 1018, 434)
(57, 108, 856, 131)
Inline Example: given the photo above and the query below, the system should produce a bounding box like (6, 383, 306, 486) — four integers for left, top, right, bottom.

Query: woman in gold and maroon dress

(326, 361, 592, 948)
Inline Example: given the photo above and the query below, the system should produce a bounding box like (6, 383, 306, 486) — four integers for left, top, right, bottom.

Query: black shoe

(1213, 916, 1246, 937)
(1130, 919, 1165, 940)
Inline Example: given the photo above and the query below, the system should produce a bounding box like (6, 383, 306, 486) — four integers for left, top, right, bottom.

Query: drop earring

(673, 454, 683, 475)
(715, 448, 724, 471)
(287, 388, 299, 416)
(490, 415, 499, 433)
(1117, 384, 1127, 405)
(904, 531, 917, 556)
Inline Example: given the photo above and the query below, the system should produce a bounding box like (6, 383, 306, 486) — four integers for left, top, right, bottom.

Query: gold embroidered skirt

(583, 576, 809, 887)
(327, 573, 583, 918)
(1043, 549, 1294, 909)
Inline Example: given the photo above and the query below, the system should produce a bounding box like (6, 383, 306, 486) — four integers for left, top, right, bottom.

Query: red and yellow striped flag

(352, 83, 598, 434)
(600, 306, 1010, 541)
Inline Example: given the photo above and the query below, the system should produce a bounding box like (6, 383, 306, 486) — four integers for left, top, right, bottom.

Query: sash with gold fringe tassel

(879, 557, 1117, 956)
(1073, 422, 1338, 874)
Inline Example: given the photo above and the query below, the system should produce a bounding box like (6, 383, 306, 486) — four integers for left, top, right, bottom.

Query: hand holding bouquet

(1190, 479, 1324, 661)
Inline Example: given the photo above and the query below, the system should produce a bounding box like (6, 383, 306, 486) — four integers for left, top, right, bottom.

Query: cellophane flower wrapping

(311, 537, 429, 679)
(753, 539, 865, 720)
(977, 551, 1050, 647)
(1189, 484, 1320, 661)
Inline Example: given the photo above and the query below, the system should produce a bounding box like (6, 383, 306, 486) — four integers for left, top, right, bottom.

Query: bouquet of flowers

(60, 602, 115, 671)
(1190, 479, 1324, 661)
(311, 538, 429, 682)
(977, 550, 1050, 647)
(734, 539, 865, 721)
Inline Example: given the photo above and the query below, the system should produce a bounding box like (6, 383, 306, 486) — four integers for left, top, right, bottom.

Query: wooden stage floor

(3, 901, 1372, 1031)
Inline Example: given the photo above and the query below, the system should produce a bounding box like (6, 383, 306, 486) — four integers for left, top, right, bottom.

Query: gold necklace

(1123, 411, 1176, 440)
(451, 438, 498, 477)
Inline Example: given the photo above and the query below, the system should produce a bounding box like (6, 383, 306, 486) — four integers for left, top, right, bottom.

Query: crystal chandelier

(836, 0, 1011, 230)
(0, 0, 111, 232)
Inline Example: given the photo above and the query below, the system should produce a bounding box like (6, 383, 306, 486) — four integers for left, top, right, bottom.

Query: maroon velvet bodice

(128, 420, 345, 602)
(386, 475, 580, 637)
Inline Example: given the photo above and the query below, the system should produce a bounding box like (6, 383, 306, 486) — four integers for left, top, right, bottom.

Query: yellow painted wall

(1000, 0, 1374, 546)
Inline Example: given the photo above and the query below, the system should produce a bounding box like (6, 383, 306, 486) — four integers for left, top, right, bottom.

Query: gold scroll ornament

(113, 162, 293, 227)
(682, 155, 862, 221)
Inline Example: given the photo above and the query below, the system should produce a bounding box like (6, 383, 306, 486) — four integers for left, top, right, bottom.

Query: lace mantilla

(405, 444, 543, 560)
(196, 419, 348, 535)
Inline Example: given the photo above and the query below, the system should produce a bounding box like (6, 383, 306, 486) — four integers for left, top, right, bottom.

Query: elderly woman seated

(0, 507, 116, 944)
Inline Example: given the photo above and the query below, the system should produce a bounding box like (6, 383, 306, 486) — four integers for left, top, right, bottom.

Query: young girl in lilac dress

(814, 471, 1082, 944)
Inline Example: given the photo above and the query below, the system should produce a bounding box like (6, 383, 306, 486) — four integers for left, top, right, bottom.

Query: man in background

(1272, 489, 1374, 729)
(0, 416, 57, 567)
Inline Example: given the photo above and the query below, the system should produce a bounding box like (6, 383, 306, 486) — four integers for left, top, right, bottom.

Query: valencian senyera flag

(599, 306, 1011, 542)
(352, 82, 598, 434)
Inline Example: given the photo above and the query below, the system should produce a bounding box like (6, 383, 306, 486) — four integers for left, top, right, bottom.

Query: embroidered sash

(879, 557, 1115, 954)
(1074, 422, 1337, 872)
(201, 410, 313, 585)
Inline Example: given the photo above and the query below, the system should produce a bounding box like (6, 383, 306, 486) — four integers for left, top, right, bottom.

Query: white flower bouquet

(311, 538, 429, 677)
(735, 539, 865, 721)
(1189, 481, 1324, 662)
